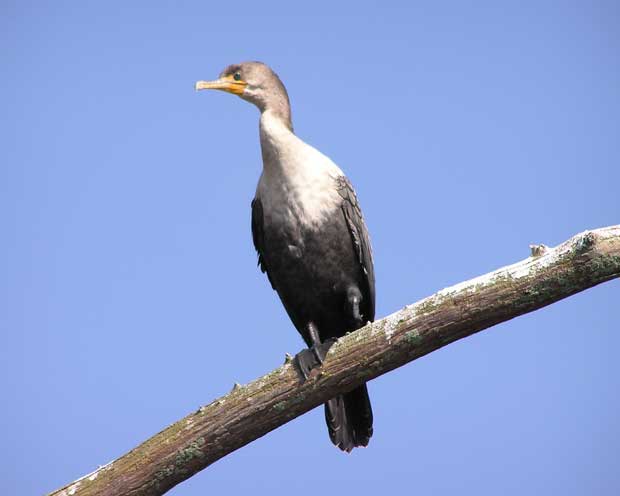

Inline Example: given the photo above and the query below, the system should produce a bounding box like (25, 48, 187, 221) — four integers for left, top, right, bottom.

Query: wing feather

(251, 197, 276, 288)
(337, 176, 376, 321)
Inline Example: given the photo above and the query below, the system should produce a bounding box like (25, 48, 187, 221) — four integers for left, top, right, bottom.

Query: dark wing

(337, 176, 376, 322)
(251, 197, 275, 289)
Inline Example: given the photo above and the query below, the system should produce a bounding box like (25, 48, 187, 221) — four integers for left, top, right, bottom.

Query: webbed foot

(294, 339, 337, 381)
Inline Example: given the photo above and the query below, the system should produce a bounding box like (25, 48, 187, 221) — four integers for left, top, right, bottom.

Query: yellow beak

(195, 75, 247, 95)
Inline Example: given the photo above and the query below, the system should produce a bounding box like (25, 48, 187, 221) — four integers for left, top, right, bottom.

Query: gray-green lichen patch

(494, 270, 516, 283)
(574, 231, 596, 254)
(175, 437, 206, 467)
(586, 254, 620, 278)
(382, 312, 409, 340)
(151, 437, 207, 486)
(156, 464, 175, 479)
(271, 393, 307, 413)
(404, 330, 422, 346)
(415, 295, 444, 315)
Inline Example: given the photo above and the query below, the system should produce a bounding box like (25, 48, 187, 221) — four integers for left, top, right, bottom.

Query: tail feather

(324, 383, 373, 452)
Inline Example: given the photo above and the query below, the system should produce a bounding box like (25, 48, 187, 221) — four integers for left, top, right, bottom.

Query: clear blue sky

(2, 1, 619, 494)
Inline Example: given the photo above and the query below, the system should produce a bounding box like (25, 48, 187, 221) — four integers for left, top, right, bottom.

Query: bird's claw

(294, 339, 337, 381)
(294, 348, 316, 381)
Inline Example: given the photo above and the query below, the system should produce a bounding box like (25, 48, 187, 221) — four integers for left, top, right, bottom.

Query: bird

(196, 62, 375, 452)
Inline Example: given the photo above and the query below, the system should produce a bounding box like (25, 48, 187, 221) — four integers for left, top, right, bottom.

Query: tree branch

(50, 225, 620, 496)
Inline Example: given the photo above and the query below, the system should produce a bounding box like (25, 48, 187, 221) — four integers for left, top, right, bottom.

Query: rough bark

(50, 225, 620, 496)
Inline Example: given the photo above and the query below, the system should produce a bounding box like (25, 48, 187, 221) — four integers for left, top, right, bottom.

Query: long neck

(259, 109, 301, 174)
(263, 93, 293, 132)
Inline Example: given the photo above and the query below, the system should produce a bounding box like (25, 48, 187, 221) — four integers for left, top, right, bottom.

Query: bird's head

(196, 61, 290, 113)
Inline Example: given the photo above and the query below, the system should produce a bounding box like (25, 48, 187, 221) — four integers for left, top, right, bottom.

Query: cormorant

(196, 62, 375, 452)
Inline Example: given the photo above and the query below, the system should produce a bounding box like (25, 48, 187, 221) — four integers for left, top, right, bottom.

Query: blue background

(3, 1, 619, 494)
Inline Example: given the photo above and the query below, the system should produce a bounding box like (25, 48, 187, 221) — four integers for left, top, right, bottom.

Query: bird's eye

(233, 73, 242, 81)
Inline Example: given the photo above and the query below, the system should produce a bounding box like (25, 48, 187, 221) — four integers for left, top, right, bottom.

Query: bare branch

(50, 225, 620, 496)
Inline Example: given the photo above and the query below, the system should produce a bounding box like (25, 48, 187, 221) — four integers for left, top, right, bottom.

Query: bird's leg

(346, 286, 364, 329)
(308, 322, 338, 363)
(307, 322, 325, 364)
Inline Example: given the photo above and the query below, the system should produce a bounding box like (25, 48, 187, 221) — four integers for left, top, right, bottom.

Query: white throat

(257, 111, 344, 229)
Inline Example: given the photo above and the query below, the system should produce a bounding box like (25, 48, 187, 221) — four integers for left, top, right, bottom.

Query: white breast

(257, 111, 344, 230)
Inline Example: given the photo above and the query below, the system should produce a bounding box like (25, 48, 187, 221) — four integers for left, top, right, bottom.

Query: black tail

(324, 383, 373, 452)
